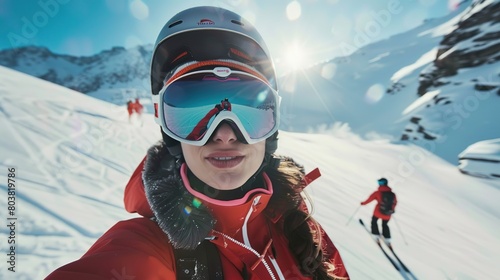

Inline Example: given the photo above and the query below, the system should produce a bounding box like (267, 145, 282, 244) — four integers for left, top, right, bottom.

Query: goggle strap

(265, 131, 279, 154)
(164, 60, 269, 87)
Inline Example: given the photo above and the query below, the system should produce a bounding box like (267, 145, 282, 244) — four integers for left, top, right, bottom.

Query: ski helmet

(150, 6, 279, 156)
(378, 178, 388, 186)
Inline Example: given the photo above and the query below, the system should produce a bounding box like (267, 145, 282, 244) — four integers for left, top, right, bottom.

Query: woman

(46, 6, 349, 279)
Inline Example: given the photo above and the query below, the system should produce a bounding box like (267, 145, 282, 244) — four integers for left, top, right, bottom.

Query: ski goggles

(153, 64, 280, 146)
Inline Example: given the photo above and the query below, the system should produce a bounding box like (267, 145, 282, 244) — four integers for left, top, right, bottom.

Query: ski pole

(345, 205, 361, 226)
(392, 216, 408, 245)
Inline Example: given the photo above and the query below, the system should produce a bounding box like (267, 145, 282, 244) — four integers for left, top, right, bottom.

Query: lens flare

(365, 84, 385, 104)
(321, 63, 337, 80)
(192, 198, 202, 208)
(129, 0, 149, 20)
(286, 1, 302, 21)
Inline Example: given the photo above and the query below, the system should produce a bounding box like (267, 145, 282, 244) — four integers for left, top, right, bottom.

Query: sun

(284, 43, 307, 70)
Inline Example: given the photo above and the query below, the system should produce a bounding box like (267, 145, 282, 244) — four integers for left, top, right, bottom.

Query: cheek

(252, 142, 266, 166)
(181, 144, 202, 170)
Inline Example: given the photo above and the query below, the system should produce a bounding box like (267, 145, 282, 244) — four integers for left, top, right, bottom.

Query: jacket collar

(378, 185, 392, 192)
(180, 163, 273, 233)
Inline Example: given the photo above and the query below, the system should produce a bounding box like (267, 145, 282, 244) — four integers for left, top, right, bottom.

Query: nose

(212, 122, 237, 144)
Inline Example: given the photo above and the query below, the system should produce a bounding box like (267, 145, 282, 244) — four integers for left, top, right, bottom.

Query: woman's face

(181, 123, 266, 190)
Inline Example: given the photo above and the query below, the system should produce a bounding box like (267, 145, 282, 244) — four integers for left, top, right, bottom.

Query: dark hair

(266, 159, 347, 279)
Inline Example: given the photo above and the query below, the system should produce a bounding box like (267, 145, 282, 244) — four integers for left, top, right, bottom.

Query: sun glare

(284, 44, 307, 70)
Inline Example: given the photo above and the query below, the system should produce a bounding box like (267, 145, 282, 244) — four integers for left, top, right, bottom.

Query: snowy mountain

(1, 65, 500, 280)
(0, 0, 499, 170)
(278, 0, 500, 166)
(0, 45, 152, 104)
(401, 0, 500, 163)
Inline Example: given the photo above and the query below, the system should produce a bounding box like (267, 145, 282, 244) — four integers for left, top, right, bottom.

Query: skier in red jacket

(127, 98, 144, 124)
(46, 6, 350, 280)
(360, 178, 397, 247)
(133, 98, 143, 115)
(126, 100, 134, 122)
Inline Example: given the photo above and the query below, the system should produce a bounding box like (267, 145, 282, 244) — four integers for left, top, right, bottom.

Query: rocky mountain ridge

(0, 44, 152, 98)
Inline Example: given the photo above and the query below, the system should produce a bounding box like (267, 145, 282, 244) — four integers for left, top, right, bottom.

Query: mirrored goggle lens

(161, 72, 278, 142)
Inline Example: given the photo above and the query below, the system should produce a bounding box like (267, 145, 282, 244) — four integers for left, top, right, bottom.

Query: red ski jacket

(126, 101, 134, 115)
(46, 142, 350, 279)
(133, 99, 143, 114)
(361, 185, 397, 220)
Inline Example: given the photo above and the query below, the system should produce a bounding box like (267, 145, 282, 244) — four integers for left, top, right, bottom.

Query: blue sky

(1, 0, 458, 73)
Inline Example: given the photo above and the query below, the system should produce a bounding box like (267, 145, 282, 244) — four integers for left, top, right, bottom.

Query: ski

(359, 219, 400, 272)
(385, 245, 418, 280)
(363, 220, 419, 280)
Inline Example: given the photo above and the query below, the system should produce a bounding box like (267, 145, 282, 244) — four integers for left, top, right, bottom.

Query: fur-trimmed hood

(124, 141, 309, 250)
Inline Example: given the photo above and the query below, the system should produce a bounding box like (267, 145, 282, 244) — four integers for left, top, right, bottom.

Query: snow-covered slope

(459, 138, 500, 178)
(0, 66, 159, 279)
(1, 66, 499, 279)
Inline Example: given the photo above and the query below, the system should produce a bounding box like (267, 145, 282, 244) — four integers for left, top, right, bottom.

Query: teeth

(213, 157, 235, 161)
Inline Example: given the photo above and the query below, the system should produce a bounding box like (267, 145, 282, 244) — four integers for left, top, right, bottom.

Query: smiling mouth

(206, 156, 244, 168)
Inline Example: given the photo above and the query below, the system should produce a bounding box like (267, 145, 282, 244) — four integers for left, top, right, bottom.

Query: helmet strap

(265, 131, 279, 155)
(161, 128, 183, 158)
(240, 152, 281, 192)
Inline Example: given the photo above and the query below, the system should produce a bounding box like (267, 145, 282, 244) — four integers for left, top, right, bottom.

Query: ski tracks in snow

(0, 87, 158, 278)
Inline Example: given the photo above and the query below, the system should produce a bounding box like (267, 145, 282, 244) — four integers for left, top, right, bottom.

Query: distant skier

(127, 98, 144, 124)
(126, 100, 134, 123)
(133, 98, 144, 125)
(360, 178, 397, 248)
(133, 98, 144, 115)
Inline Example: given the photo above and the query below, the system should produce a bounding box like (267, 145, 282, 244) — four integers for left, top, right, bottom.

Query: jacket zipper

(242, 195, 260, 247)
(213, 230, 278, 280)
(244, 196, 285, 280)
(212, 196, 286, 280)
